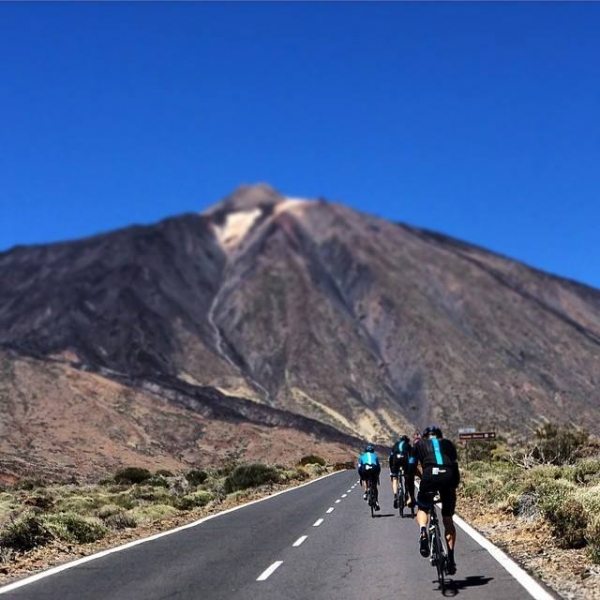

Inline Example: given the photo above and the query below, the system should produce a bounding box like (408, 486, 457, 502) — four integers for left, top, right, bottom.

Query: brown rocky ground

(458, 501, 600, 599)
(0, 351, 357, 484)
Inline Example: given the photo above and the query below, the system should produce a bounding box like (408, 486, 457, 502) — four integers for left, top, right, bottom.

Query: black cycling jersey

(414, 437, 457, 469)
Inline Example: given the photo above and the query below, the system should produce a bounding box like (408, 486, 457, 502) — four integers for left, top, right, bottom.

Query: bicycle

(394, 469, 415, 518)
(428, 505, 448, 591)
(365, 477, 378, 518)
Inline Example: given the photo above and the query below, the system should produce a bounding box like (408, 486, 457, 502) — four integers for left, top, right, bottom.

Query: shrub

(114, 467, 152, 485)
(146, 476, 169, 488)
(185, 469, 208, 486)
(155, 469, 174, 478)
(130, 486, 172, 503)
(298, 455, 326, 467)
(542, 497, 587, 549)
(333, 461, 355, 470)
(45, 513, 107, 544)
(23, 492, 55, 511)
(0, 513, 52, 551)
(103, 511, 137, 530)
(586, 515, 600, 564)
(129, 504, 179, 524)
(176, 491, 213, 510)
(533, 424, 589, 465)
(15, 479, 46, 491)
(223, 464, 280, 493)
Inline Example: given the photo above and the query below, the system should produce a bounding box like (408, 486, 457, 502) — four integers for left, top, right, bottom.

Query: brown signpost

(459, 431, 496, 441)
(458, 431, 496, 465)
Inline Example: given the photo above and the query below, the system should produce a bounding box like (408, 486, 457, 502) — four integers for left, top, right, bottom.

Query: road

(0, 470, 552, 599)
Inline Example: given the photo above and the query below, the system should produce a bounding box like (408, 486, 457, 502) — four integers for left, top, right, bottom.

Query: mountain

(1, 184, 599, 478)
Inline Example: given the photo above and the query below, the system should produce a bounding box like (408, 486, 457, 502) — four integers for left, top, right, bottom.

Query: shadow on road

(441, 575, 494, 596)
(372, 513, 395, 518)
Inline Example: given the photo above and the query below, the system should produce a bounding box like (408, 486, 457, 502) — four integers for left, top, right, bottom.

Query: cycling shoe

(419, 534, 430, 557)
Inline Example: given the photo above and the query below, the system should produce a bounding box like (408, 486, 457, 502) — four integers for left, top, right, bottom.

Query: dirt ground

(458, 502, 600, 600)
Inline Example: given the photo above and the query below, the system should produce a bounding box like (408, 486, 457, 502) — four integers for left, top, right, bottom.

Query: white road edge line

(326, 507, 334, 514)
(0, 471, 343, 595)
(453, 515, 555, 600)
(413, 481, 555, 600)
(256, 561, 283, 581)
(292, 535, 308, 547)
(313, 518, 324, 527)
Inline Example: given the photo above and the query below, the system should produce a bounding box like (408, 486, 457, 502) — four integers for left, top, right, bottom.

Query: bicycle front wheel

(434, 530, 446, 590)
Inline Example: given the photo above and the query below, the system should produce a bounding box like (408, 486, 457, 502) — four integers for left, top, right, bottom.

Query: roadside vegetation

(459, 424, 600, 565)
(0, 456, 330, 573)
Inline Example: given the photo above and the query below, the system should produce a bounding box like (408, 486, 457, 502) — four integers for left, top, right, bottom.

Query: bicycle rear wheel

(433, 526, 446, 590)
(398, 477, 405, 517)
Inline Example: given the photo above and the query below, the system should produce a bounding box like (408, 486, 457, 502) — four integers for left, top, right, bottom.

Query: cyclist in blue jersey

(414, 426, 460, 575)
(357, 444, 381, 511)
(389, 435, 416, 509)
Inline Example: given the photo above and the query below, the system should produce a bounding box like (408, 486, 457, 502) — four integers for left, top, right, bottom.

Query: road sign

(458, 427, 476, 434)
(458, 431, 496, 441)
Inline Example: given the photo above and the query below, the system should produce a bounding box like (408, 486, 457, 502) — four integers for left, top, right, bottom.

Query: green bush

(542, 497, 587, 549)
(223, 464, 280, 494)
(114, 467, 152, 485)
(298, 455, 326, 467)
(23, 492, 55, 511)
(15, 479, 46, 491)
(45, 513, 107, 544)
(130, 486, 172, 503)
(0, 513, 53, 551)
(185, 469, 208, 486)
(129, 504, 179, 524)
(146, 476, 170, 488)
(155, 469, 174, 478)
(533, 424, 589, 465)
(176, 491, 213, 510)
(586, 515, 600, 564)
(103, 511, 137, 530)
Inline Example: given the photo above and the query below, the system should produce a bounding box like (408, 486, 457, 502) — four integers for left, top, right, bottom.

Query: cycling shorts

(358, 464, 380, 482)
(389, 454, 416, 478)
(416, 466, 458, 517)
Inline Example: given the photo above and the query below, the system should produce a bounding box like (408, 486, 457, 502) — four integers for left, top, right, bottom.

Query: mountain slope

(1, 184, 599, 477)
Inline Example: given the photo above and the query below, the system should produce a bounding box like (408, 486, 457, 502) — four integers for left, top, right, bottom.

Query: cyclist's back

(357, 444, 381, 511)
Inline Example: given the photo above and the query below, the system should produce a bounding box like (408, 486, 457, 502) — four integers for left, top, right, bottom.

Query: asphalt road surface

(0, 470, 552, 599)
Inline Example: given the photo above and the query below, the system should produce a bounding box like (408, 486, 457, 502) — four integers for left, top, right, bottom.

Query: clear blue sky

(1, 2, 599, 288)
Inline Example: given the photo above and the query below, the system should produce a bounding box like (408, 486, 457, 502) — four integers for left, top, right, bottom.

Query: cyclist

(389, 434, 416, 509)
(414, 425, 460, 575)
(357, 444, 381, 511)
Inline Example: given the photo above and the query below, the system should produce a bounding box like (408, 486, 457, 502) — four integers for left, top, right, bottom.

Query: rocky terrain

(1, 184, 599, 477)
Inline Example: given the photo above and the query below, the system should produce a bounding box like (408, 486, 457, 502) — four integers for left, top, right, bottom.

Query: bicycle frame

(428, 507, 448, 590)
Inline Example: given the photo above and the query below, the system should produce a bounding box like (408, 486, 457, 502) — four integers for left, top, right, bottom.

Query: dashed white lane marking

(346, 489, 352, 493)
(335, 499, 341, 504)
(257, 561, 283, 581)
(313, 518, 324, 527)
(0, 471, 342, 596)
(326, 507, 334, 514)
(341, 494, 347, 498)
(292, 536, 308, 547)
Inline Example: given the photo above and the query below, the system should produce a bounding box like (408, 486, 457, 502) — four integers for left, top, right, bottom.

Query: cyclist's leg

(416, 470, 435, 556)
(440, 484, 457, 573)
(405, 460, 416, 506)
(372, 469, 381, 510)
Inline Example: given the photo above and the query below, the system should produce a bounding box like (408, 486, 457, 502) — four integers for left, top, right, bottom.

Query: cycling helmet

(422, 425, 443, 438)
(400, 434, 410, 443)
(365, 444, 375, 453)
